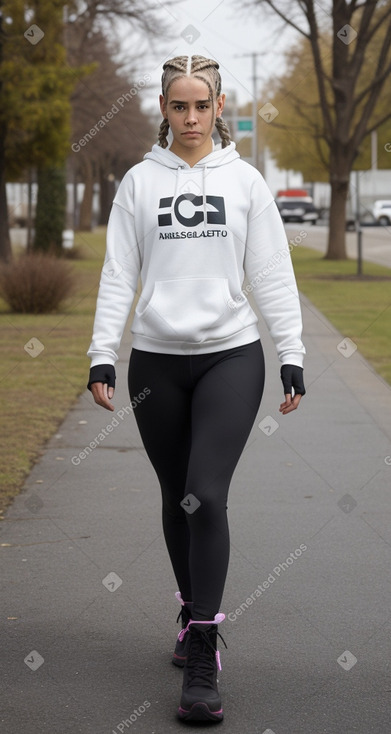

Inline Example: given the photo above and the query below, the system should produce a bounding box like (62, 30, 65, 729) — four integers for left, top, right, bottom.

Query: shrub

(62, 244, 85, 260)
(0, 252, 75, 313)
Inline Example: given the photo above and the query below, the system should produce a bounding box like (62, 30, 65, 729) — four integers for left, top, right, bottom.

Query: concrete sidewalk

(2, 292, 391, 734)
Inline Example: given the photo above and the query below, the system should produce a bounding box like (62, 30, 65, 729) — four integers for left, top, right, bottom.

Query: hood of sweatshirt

(143, 141, 240, 228)
(143, 140, 239, 169)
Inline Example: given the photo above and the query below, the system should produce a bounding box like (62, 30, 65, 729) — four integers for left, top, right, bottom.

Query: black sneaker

(178, 615, 226, 722)
(172, 592, 193, 667)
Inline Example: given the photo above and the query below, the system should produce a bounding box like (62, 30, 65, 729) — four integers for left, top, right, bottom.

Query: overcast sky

(116, 0, 298, 113)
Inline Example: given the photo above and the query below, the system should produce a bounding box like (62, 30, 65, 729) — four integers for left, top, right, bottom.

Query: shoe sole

(178, 702, 223, 722)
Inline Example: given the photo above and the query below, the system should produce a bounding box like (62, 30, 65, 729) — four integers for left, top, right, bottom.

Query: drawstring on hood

(144, 141, 239, 227)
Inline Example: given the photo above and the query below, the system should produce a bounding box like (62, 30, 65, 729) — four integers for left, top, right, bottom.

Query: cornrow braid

(158, 118, 170, 148)
(158, 55, 231, 149)
(215, 116, 231, 149)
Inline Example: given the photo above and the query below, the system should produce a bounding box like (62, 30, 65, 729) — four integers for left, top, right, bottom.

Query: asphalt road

(286, 223, 391, 268)
(2, 292, 391, 733)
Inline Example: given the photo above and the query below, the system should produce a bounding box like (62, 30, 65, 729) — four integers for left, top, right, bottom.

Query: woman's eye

(172, 104, 210, 111)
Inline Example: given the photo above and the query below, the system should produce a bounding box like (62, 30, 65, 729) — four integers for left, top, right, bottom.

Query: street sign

(237, 119, 253, 131)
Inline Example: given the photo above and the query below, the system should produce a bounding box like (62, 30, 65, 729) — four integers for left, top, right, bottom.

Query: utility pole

(251, 53, 258, 171)
(235, 52, 263, 172)
(355, 170, 363, 276)
(371, 130, 377, 170)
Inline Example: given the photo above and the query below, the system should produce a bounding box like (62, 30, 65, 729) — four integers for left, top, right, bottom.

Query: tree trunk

(79, 157, 94, 231)
(0, 123, 12, 263)
(73, 164, 79, 231)
(26, 168, 34, 252)
(99, 170, 115, 225)
(34, 166, 66, 254)
(326, 179, 349, 259)
(0, 4, 12, 263)
(325, 145, 351, 259)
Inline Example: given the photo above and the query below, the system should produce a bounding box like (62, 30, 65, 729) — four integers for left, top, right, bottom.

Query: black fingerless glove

(87, 364, 116, 391)
(280, 364, 306, 397)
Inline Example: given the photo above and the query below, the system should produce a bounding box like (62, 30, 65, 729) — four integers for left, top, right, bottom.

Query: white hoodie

(87, 141, 306, 367)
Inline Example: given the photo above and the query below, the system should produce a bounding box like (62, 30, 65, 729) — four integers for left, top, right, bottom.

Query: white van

(372, 200, 391, 226)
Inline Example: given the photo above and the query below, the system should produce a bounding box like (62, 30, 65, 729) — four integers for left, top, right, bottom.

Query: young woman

(87, 55, 306, 724)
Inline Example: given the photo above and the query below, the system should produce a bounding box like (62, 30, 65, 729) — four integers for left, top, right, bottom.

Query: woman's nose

(185, 107, 198, 124)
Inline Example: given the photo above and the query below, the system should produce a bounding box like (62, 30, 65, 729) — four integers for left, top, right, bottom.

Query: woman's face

(160, 75, 225, 158)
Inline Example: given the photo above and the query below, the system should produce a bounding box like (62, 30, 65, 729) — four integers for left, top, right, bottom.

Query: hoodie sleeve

(87, 182, 141, 368)
(244, 179, 306, 367)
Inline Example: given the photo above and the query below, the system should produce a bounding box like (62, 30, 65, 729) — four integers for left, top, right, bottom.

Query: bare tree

(66, 0, 175, 229)
(69, 24, 156, 229)
(246, 0, 391, 259)
(71, 0, 163, 36)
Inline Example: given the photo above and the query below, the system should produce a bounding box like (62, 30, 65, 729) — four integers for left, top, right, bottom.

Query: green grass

(291, 246, 391, 385)
(0, 228, 107, 513)
(0, 232, 390, 514)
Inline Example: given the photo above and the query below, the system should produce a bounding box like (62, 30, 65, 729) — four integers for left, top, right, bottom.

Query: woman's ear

(216, 93, 226, 118)
(159, 94, 167, 119)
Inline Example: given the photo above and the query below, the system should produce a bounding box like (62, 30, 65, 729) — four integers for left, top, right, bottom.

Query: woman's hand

(90, 382, 115, 411)
(279, 364, 305, 415)
(87, 364, 116, 411)
(279, 392, 302, 415)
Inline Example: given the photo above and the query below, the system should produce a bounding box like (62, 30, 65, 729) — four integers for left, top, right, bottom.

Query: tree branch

(348, 2, 391, 83)
(254, 0, 311, 38)
(277, 83, 327, 133)
(303, 0, 334, 137)
(353, 57, 391, 113)
(365, 110, 391, 137)
(350, 36, 391, 155)
(356, 4, 391, 46)
(313, 132, 329, 170)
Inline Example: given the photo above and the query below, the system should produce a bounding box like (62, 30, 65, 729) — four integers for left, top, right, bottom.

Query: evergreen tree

(0, 0, 88, 259)
(34, 167, 67, 253)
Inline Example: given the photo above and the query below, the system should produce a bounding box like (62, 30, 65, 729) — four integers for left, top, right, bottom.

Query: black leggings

(128, 339, 265, 620)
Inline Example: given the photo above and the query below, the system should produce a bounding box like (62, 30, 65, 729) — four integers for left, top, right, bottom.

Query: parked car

(276, 196, 319, 225)
(372, 200, 391, 226)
